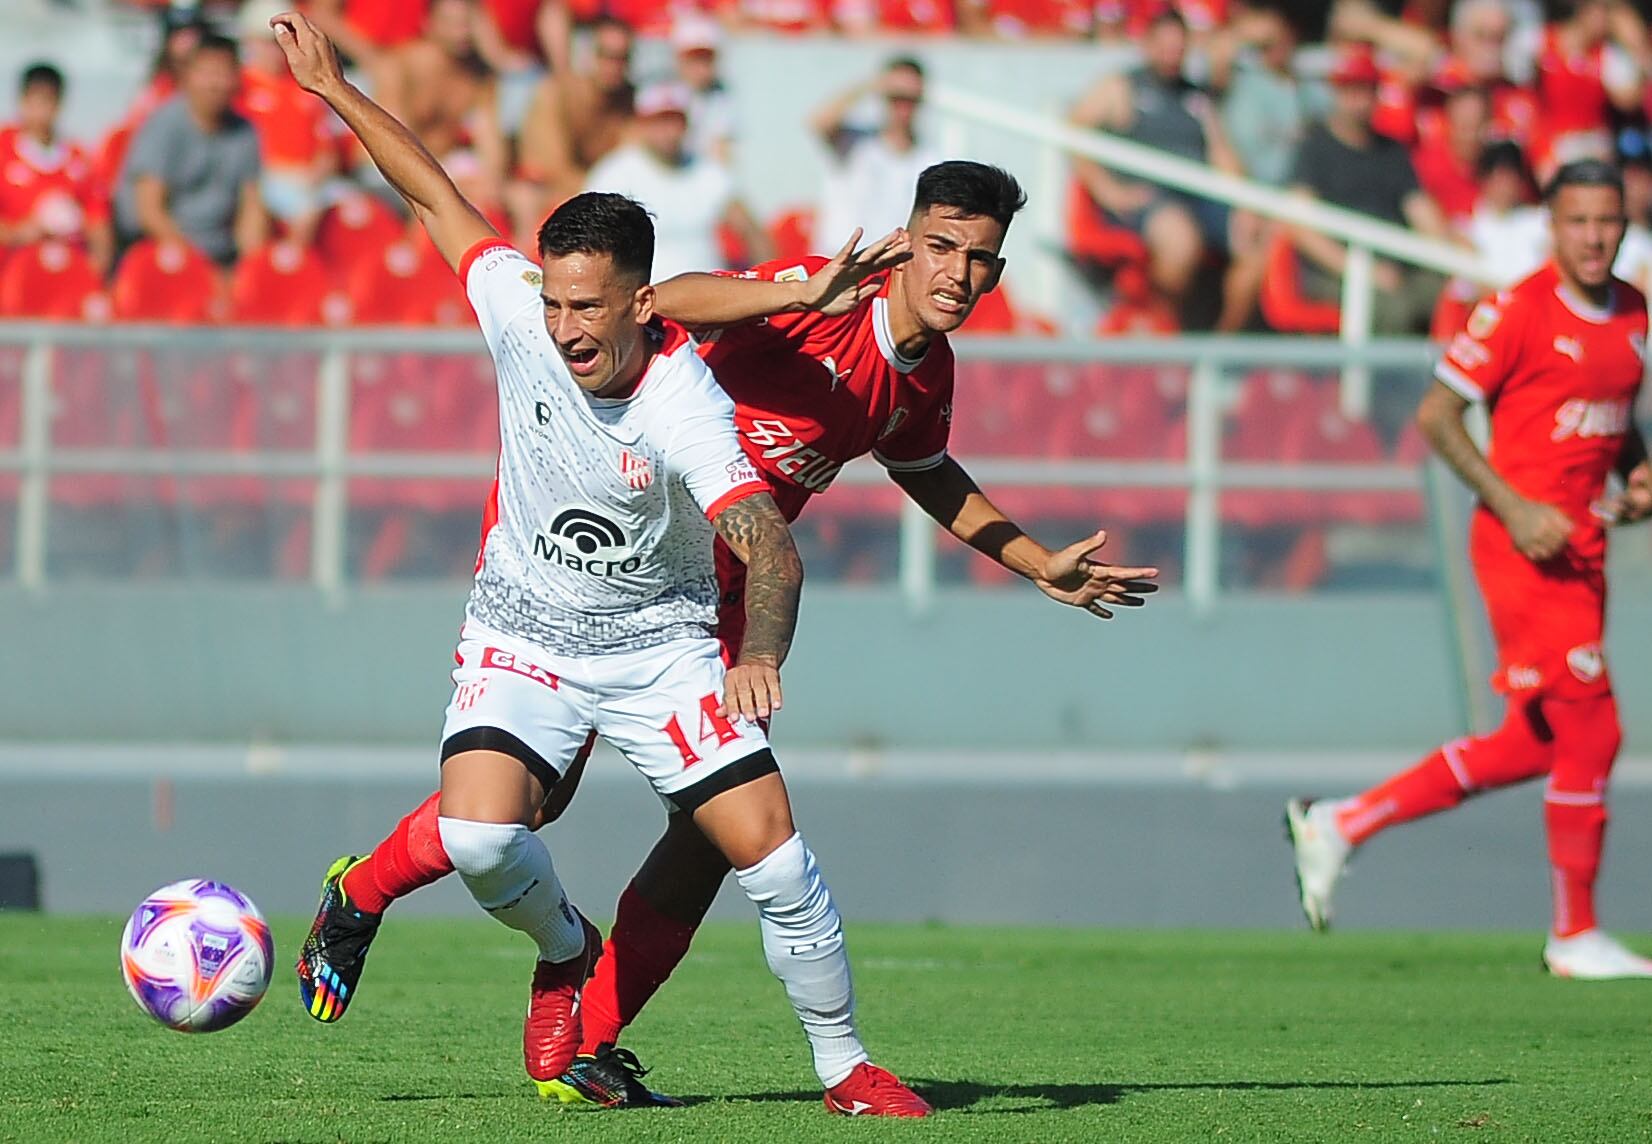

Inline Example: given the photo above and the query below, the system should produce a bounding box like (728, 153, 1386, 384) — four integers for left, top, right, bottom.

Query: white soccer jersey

(458, 238, 767, 656)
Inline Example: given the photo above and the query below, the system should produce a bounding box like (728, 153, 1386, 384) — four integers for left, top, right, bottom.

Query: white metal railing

(0, 326, 1440, 612)
(930, 86, 1502, 419)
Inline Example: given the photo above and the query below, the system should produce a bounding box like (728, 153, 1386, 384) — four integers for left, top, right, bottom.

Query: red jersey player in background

(296, 160, 1160, 1110)
(0, 63, 112, 274)
(1288, 159, 1652, 980)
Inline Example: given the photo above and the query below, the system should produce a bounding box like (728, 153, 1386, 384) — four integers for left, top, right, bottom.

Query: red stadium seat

(1097, 288, 1180, 335)
(0, 241, 108, 320)
(344, 240, 472, 326)
(110, 240, 219, 323)
(95, 123, 135, 193)
(955, 278, 1057, 336)
(1066, 179, 1150, 275)
(229, 241, 345, 326)
(767, 207, 816, 265)
(1259, 232, 1340, 334)
(316, 193, 406, 278)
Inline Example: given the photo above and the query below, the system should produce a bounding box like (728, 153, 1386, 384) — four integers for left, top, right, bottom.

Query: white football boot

(1542, 929, 1652, 980)
(1284, 798, 1352, 932)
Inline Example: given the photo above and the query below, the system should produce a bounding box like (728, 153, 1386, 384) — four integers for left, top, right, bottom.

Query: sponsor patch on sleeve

(772, 265, 810, 283)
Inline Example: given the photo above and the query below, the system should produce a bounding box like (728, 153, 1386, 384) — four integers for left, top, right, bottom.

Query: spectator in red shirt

(718, 0, 832, 33)
(834, 0, 955, 35)
(0, 63, 112, 274)
(958, 0, 1099, 37)
(1527, 0, 1644, 178)
(237, 2, 337, 247)
(306, 0, 431, 94)
(1411, 72, 1491, 231)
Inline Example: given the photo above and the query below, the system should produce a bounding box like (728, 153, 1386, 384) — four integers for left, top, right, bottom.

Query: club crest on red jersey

(1467, 302, 1502, 339)
(879, 407, 909, 439)
(1552, 335, 1584, 363)
(619, 450, 653, 491)
(1567, 643, 1605, 683)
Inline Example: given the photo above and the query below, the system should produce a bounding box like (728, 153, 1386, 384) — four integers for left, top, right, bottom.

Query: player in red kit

(1288, 160, 1652, 979)
(295, 160, 1159, 1112)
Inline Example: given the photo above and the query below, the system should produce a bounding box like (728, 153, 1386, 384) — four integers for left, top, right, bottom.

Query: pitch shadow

(688, 1076, 1513, 1113)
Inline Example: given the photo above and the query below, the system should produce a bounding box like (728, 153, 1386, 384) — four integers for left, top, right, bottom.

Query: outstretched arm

(891, 457, 1159, 619)
(1416, 380, 1572, 559)
(712, 493, 804, 721)
(653, 227, 910, 329)
(271, 10, 496, 271)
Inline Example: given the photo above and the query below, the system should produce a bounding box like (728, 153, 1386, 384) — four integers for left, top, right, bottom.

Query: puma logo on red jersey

(1552, 397, 1631, 441)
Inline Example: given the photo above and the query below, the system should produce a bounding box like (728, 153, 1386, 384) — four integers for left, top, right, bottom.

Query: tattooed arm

(711, 492, 804, 721)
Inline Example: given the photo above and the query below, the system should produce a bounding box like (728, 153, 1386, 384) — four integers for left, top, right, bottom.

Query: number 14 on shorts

(663, 693, 744, 768)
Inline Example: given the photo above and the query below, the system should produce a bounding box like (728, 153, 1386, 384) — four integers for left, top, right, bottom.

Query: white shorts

(438, 622, 775, 811)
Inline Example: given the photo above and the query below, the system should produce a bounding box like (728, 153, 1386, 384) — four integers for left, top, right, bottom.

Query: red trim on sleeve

(457, 238, 516, 283)
(704, 481, 769, 521)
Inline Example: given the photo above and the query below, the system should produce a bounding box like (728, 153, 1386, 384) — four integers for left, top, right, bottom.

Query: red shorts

(1470, 508, 1609, 700)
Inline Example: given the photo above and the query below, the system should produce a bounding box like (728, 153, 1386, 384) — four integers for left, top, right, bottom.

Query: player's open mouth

(931, 290, 967, 315)
(564, 346, 601, 375)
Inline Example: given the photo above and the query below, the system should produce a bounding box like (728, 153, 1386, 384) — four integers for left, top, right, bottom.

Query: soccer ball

(119, 879, 274, 1032)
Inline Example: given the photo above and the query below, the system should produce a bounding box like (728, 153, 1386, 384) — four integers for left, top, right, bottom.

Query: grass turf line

(3, 918, 1650, 1142)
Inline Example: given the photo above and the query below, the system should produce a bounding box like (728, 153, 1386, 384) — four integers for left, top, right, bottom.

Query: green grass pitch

(4, 916, 1651, 1142)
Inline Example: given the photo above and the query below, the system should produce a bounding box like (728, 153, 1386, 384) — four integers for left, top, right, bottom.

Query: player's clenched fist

(270, 11, 345, 97)
(1502, 496, 1573, 562)
(721, 660, 783, 723)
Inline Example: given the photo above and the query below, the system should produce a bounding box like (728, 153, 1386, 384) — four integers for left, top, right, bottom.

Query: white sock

(734, 832, 868, 1088)
(437, 817, 585, 963)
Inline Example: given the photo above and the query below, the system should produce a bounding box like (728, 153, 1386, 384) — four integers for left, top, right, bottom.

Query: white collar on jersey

(1555, 282, 1615, 324)
(872, 296, 926, 374)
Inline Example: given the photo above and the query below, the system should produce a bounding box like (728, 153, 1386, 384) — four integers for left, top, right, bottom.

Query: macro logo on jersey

(532, 506, 642, 576)
(743, 418, 842, 492)
(620, 450, 653, 492)
(1552, 397, 1631, 441)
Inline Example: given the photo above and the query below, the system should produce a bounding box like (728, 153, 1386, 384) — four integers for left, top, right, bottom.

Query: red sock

(578, 882, 699, 1054)
(340, 791, 454, 915)
(1543, 695, 1621, 938)
(1336, 704, 1554, 846)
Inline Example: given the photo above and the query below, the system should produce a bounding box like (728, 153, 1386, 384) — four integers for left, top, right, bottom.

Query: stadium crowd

(4, 0, 1652, 334)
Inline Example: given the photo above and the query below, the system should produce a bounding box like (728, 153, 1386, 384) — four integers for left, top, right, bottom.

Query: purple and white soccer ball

(119, 879, 274, 1032)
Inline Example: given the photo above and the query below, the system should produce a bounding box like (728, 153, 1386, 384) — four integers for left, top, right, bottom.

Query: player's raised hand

(1503, 496, 1573, 561)
(1034, 530, 1159, 620)
(270, 11, 345, 98)
(802, 227, 913, 316)
(721, 660, 783, 723)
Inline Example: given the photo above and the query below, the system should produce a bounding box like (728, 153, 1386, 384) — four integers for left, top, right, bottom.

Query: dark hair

(192, 32, 241, 63)
(886, 56, 924, 78)
(1477, 139, 1528, 180)
(536, 192, 654, 284)
(19, 62, 62, 97)
(593, 15, 633, 39)
(911, 161, 1027, 231)
(1147, 7, 1188, 31)
(1544, 158, 1624, 202)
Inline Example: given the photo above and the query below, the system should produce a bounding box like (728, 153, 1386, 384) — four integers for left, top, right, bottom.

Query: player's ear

(633, 282, 656, 325)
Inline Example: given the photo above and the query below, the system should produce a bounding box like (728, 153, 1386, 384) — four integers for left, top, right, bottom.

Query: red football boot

(524, 913, 603, 1087)
(823, 1063, 932, 1118)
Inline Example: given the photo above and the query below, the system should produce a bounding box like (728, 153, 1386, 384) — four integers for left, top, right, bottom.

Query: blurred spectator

(1210, 4, 1306, 188)
(585, 82, 771, 279)
(1336, 0, 1536, 150)
(810, 57, 940, 250)
(1069, 10, 1239, 316)
(1462, 140, 1544, 294)
(671, 14, 736, 166)
(306, 0, 430, 79)
(1208, 4, 1307, 330)
(832, 0, 956, 35)
(129, 13, 209, 127)
(236, 1, 336, 248)
(473, 0, 571, 135)
(1613, 141, 1652, 295)
(1097, 0, 1230, 41)
(513, 15, 634, 224)
(1287, 45, 1450, 335)
(0, 63, 113, 274)
(376, 0, 507, 211)
(1524, 0, 1645, 178)
(958, 0, 1100, 37)
(1411, 75, 1490, 230)
(721, 0, 832, 34)
(115, 34, 266, 267)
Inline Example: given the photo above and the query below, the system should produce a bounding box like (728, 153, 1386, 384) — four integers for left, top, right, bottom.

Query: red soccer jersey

(1434, 263, 1647, 567)
(698, 255, 955, 522)
(1411, 136, 1480, 226)
(0, 126, 108, 240)
(237, 70, 331, 168)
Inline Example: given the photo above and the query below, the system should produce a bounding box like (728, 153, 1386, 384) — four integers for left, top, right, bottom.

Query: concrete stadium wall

(9, 758, 1652, 932)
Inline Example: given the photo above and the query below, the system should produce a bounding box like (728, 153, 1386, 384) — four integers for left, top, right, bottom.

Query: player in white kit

(273, 11, 930, 1117)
